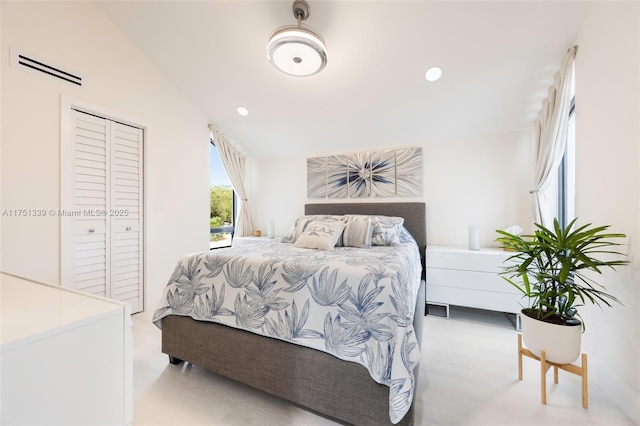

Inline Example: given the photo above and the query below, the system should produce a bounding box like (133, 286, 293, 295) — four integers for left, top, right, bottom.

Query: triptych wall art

(307, 147, 423, 199)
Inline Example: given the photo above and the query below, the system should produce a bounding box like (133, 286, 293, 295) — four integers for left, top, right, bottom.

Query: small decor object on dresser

(468, 225, 480, 250)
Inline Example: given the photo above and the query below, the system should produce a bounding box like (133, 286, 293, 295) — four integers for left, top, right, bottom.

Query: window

(210, 140, 235, 249)
(557, 96, 576, 229)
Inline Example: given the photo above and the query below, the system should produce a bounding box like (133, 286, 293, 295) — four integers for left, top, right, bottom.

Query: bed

(153, 202, 426, 425)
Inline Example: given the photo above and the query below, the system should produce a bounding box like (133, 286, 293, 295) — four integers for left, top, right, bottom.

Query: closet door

(110, 123, 143, 313)
(62, 109, 143, 313)
(68, 112, 111, 298)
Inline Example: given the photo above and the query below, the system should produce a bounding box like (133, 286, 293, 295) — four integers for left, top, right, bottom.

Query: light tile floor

(132, 306, 633, 425)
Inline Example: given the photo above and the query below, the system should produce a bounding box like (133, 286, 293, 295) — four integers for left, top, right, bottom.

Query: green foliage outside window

(210, 185, 233, 225)
(210, 185, 233, 243)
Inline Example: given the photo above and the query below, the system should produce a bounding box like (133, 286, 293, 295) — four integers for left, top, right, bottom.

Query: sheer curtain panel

(531, 46, 577, 227)
(209, 124, 253, 237)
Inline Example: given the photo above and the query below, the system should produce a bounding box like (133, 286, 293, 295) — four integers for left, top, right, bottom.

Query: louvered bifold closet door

(110, 123, 143, 313)
(71, 113, 110, 298)
(62, 109, 143, 314)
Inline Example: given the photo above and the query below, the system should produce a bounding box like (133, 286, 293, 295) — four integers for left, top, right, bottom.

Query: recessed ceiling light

(237, 106, 249, 116)
(425, 67, 442, 82)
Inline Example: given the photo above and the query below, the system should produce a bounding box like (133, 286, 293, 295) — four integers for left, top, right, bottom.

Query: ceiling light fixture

(267, 0, 327, 77)
(237, 106, 249, 116)
(425, 67, 443, 82)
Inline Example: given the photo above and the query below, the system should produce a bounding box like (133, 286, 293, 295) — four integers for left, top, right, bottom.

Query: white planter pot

(521, 311, 582, 364)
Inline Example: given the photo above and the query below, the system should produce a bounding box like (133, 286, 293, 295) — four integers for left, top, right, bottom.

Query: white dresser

(0, 273, 132, 425)
(426, 245, 523, 324)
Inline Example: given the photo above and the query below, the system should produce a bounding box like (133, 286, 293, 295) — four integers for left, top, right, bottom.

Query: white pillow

(344, 214, 404, 246)
(294, 221, 346, 250)
(371, 215, 404, 246)
(280, 215, 343, 243)
(302, 214, 346, 245)
(280, 216, 311, 243)
(341, 217, 373, 248)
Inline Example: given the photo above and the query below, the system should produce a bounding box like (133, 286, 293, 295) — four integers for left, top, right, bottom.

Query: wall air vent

(10, 47, 83, 87)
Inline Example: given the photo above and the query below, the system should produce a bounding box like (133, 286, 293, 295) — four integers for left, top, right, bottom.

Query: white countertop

(1, 272, 126, 350)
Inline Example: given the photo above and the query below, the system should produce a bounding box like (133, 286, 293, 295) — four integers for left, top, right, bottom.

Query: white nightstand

(426, 245, 522, 328)
(232, 236, 275, 247)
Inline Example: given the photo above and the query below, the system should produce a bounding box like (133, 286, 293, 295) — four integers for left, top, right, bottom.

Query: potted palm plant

(496, 218, 628, 364)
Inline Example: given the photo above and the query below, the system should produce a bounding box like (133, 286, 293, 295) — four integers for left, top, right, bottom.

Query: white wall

(248, 156, 303, 237)
(0, 1, 210, 308)
(575, 1, 640, 422)
(250, 131, 534, 248)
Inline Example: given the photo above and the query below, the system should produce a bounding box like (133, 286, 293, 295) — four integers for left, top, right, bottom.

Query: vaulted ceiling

(96, 1, 588, 158)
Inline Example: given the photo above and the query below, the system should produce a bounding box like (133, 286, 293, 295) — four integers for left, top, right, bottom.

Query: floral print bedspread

(153, 237, 422, 424)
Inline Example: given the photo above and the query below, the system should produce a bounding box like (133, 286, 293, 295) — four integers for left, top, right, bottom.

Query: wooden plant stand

(517, 334, 588, 408)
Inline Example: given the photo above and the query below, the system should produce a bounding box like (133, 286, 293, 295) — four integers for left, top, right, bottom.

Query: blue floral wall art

(307, 147, 422, 199)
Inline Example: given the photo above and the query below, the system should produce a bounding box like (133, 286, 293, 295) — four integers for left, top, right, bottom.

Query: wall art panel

(370, 150, 396, 197)
(348, 152, 371, 198)
(307, 157, 326, 198)
(326, 155, 348, 199)
(396, 148, 423, 197)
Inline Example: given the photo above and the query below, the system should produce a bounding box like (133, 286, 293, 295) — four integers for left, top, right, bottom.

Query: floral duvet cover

(153, 236, 422, 424)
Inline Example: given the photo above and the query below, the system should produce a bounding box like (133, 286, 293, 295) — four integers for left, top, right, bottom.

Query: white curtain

(209, 124, 253, 237)
(531, 46, 577, 228)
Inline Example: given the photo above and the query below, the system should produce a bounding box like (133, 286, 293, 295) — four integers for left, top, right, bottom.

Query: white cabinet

(426, 245, 523, 320)
(61, 109, 144, 313)
(0, 273, 132, 425)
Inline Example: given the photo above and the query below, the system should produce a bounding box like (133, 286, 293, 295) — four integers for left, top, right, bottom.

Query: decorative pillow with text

(294, 220, 346, 250)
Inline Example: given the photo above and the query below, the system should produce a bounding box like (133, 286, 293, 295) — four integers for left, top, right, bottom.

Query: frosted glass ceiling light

(267, 0, 327, 77)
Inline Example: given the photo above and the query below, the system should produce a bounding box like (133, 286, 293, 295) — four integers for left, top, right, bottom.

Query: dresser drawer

(426, 246, 513, 272)
(426, 267, 520, 294)
(427, 285, 523, 314)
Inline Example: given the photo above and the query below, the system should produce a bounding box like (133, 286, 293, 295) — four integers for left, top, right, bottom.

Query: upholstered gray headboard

(305, 202, 426, 277)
